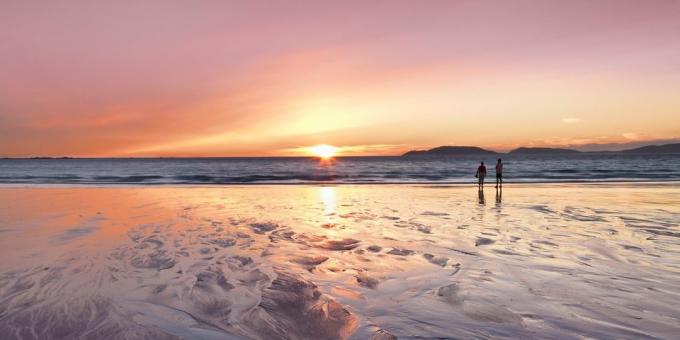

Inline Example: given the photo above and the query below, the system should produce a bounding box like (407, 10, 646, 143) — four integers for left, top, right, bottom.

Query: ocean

(1, 154, 679, 184)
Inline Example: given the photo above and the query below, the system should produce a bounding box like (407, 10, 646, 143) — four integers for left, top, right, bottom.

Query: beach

(1, 183, 679, 339)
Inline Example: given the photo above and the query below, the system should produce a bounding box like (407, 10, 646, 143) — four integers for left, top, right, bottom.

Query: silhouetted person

(475, 161, 487, 190)
(495, 158, 503, 188)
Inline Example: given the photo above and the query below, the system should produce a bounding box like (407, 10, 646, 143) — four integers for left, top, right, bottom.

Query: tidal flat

(0, 184, 678, 339)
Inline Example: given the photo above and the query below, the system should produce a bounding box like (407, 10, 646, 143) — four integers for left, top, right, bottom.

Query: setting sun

(309, 144, 339, 159)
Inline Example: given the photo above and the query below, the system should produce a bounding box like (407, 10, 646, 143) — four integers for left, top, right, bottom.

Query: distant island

(402, 143, 680, 157)
(621, 143, 680, 154)
(402, 146, 499, 157)
(508, 147, 582, 155)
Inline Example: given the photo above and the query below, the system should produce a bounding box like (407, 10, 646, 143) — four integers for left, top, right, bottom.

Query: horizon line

(3, 143, 679, 160)
(5, 139, 680, 159)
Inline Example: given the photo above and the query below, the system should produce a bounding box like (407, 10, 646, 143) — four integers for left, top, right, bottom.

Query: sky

(1, 0, 679, 157)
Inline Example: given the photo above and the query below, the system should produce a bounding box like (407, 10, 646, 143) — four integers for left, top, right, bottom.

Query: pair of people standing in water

(475, 159, 502, 190)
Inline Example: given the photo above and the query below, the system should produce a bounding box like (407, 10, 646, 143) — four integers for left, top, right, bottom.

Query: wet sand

(0, 184, 679, 339)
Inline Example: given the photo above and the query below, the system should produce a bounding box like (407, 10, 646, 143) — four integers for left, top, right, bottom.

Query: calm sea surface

(1, 154, 679, 184)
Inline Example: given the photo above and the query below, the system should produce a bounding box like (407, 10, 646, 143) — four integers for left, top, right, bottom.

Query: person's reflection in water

(495, 186, 502, 206)
(478, 188, 485, 205)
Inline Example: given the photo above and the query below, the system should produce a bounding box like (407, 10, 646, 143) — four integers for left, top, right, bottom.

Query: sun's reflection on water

(320, 186, 336, 216)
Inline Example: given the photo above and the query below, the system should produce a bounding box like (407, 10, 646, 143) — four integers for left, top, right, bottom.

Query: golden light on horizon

(309, 144, 339, 159)
(1, 2, 679, 159)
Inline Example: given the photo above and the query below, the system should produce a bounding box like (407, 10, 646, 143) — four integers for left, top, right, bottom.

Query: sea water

(1, 154, 679, 184)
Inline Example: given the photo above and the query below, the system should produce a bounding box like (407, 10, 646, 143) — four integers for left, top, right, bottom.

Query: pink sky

(1, 0, 679, 157)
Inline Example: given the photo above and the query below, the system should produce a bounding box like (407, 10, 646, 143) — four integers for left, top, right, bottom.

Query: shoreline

(1, 184, 678, 338)
(0, 180, 679, 189)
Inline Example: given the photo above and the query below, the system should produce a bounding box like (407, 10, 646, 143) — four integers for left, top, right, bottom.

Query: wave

(1, 155, 679, 184)
(0, 175, 678, 185)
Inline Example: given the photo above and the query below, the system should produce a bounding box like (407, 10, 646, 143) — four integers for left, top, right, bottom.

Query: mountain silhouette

(402, 143, 680, 156)
(402, 146, 498, 157)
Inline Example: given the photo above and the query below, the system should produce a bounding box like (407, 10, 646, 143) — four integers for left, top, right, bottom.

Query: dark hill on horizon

(402, 146, 498, 157)
(621, 143, 680, 154)
(402, 142, 680, 157)
(509, 147, 581, 155)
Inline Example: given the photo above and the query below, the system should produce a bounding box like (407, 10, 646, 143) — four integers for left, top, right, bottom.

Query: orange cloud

(1, 1, 679, 157)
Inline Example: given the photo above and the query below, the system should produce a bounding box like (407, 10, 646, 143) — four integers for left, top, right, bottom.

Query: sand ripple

(1, 185, 679, 339)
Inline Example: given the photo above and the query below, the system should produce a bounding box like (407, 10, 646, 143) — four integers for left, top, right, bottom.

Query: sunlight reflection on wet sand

(0, 184, 679, 339)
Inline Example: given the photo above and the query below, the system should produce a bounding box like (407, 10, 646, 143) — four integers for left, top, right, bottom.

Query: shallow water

(0, 184, 679, 339)
(1, 154, 680, 184)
